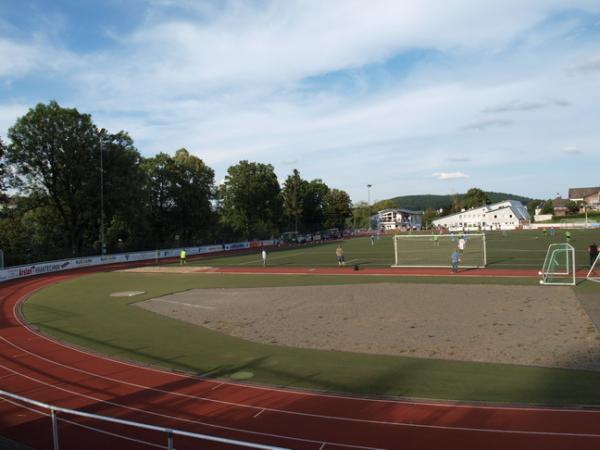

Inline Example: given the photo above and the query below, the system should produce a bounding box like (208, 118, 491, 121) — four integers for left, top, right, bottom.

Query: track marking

(2, 353, 600, 440)
(210, 382, 224, 390)
(0, 364, 381, 450)
(3, 364, 599, 450)
(0, 396, 166, 449)
(253, 409, 264, 419)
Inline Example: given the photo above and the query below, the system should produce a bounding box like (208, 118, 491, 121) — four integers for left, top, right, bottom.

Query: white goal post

(587, 253, 600, 284)
(539, 243, 576, 286)
(392, 233, 487, 268)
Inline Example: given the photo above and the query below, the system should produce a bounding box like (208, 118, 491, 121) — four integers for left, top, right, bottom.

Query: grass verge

(22, 272, 600, 405)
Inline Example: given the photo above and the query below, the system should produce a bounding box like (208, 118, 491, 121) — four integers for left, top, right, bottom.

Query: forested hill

(386, 192, 536, 211)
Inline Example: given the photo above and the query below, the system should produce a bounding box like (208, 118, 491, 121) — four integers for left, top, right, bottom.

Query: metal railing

(0, 389, 290, 450)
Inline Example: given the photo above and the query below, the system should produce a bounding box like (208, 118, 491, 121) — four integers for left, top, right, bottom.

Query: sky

(1, 0, 600, 203)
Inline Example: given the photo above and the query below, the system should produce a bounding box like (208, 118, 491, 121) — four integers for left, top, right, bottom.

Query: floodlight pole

(367, 184, 372, 205)
(99, 128, 106, 255)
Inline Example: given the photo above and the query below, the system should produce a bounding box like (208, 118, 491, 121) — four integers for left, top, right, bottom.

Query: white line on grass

(151, 298, 216, 310)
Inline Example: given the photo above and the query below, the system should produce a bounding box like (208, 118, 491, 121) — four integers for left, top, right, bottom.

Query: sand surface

(135, 283, 600, 370)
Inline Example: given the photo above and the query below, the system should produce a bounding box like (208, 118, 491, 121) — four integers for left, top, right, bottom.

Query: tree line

(0, 102, 352, 266)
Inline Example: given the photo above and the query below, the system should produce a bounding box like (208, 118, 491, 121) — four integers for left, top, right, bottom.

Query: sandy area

(135, 283, 600, 370)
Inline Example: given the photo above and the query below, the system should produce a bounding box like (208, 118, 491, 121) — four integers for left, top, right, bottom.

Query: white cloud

(0, 37, 76, 77)
(568, 55, 600, 73)
(0, 103, 29, 139)
(433, 172, 469, 180)
(460, 119, 513, 131)
(482, 99, 570, 113)
(2, 1, 600, 201)
(562, 145, 582, 154)
(68, 1, 600, 99)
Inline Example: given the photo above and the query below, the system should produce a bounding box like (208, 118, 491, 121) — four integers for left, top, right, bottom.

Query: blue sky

(1, 1, 600, 203)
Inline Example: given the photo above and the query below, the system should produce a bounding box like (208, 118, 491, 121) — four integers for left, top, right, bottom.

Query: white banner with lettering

(0, 239, 279, 283)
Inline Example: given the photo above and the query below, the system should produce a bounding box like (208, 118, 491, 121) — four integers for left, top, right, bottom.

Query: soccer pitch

(184, 230, 600, 270)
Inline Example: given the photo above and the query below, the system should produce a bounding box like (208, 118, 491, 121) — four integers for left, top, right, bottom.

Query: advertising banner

(0, 242, 245, 282)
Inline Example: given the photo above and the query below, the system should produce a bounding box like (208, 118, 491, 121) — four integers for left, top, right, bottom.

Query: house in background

(376, 208, 422, 231)
(568, 186, 600, 202)
(552, 197, 568, 217)
(583, 191, 600, 211)
(432, 200, 530, 231)
(567, 186, 600, 212)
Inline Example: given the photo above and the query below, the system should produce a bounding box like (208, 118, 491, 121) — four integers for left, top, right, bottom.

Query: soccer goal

(587, 254, 600, 284)
(539, 243, 576, 286)
(392, 233, 487, 268)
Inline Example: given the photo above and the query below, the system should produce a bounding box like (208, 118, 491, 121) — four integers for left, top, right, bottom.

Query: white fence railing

(0, 389, 289, 450)
(0, 240, 279, 283)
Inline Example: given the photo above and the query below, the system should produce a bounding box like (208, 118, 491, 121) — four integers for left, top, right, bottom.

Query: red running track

(1, 267, 600, 450)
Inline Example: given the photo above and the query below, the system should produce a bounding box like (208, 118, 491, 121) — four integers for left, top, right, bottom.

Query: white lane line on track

(211, 382, 224, 390)
(8, 289, 600, 414)
(253, 409, 264, 419)
(0, 396, 166, 449)
(2, 358, 600, 441)
(0, 364, 381, 450)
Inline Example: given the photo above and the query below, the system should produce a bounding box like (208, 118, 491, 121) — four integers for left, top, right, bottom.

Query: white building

(376, 208, 422, 231)
(432, 200, 530, 231)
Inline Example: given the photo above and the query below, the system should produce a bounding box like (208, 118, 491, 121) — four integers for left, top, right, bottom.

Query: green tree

(372, 199, 396, 211)
(7, 102, 102, 254)
(142, 153, 178, 246)
(0, 195, 69, 265)
(99, 131, 147, 252)
(282, 169, 307, 232)
(565, 200, 580, 215)
(323, 188, 352, 230)
(0, 138, 6, 203)
(421, 208, 439, 229)
(171, 148, 215, 245)
(541, 199, 554, 215)
(527, 199, 543, 218)
(351, 201, 372, 229)
(302, 179, 329, 231)
(219, 161, 282, 239)
(450, 194, 463, 213)
(463, 187, 490, 209)
(6, 102, 147, 256)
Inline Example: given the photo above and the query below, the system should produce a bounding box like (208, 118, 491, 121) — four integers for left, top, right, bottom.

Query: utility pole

(367, 184, 372, 205)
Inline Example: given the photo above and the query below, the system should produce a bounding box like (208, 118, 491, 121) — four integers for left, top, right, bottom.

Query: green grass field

(184, 230, 600, 270)
(23, 269, 600, 405)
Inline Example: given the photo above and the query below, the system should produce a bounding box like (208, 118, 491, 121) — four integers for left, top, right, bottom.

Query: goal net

(587, 254, 600, 284)
(392, 233, 487, 268)
(539, 243, 575, 286)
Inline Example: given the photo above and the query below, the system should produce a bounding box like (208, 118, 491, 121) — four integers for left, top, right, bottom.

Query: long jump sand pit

(136, 283, 600, 370)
